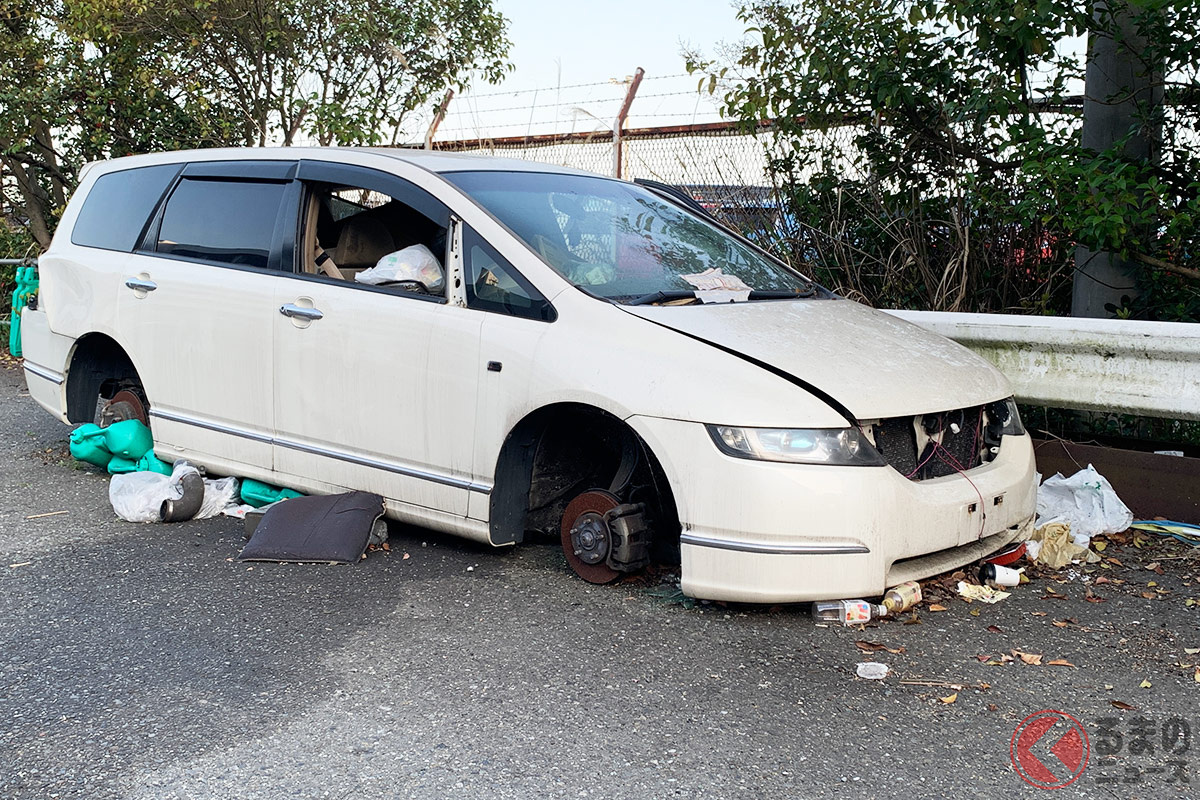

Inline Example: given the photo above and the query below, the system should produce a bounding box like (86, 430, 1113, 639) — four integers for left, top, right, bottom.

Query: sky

(420, 0, 746, 143)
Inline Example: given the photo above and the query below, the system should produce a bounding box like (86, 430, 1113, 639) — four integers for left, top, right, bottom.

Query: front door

(270, 162, 483, 520)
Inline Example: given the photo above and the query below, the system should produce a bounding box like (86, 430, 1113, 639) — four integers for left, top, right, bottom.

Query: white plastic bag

(355, 244, 444, 291)
(1036, 464, 1133, 542)
(109, 462, 198, 523)
(196, 476, 239, 520)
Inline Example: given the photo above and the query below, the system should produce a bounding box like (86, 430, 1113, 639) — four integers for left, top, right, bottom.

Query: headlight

(987, 397, 1026, 437)
(705, 425, 886, 466)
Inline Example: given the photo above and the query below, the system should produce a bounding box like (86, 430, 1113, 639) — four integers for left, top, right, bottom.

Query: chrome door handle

(125, 278, 157, 292)
(280, 303, 324, 321)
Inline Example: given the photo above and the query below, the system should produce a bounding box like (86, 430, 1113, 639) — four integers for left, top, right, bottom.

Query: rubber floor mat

(238, 491, 385, 564)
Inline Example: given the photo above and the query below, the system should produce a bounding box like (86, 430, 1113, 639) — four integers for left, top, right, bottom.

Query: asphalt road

(1, 359, 1198, 799)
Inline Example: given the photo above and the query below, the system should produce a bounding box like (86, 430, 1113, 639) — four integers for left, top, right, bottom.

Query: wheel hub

(569, 512, 610, 565)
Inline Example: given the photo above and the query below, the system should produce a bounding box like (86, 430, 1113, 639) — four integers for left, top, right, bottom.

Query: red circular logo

(1010, 710, 1090, 789)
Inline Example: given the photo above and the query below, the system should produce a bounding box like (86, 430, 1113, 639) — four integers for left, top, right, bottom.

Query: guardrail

(885, 310, 1200, 421)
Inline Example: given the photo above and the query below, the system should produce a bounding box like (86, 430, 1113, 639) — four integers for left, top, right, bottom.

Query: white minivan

(21, 147, 1036, 602)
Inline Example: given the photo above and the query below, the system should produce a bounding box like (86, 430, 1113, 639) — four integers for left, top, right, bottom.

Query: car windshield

(444, 170, 812, 303)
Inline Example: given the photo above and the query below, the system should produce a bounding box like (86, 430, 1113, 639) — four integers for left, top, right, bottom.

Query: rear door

(117, 160, 299, 473)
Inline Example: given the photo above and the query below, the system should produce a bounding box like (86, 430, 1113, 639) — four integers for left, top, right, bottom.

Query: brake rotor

(560, 489, 621, 584)
(101, 389, 149, 427)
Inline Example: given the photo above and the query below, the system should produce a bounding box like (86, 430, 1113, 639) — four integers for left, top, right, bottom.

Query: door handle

(125, 278, 157, 292)
(280, 303, 324, 321)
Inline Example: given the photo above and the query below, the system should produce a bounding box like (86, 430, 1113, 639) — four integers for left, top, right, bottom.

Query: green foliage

(691, 0, 1199, 319)
(0, 0, 511, 248)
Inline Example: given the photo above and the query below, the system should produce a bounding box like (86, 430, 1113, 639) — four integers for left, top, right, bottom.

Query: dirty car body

(21, 148, 1036, 602)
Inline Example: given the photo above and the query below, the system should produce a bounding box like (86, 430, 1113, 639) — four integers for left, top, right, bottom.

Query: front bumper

(628, 415, 1038, 603)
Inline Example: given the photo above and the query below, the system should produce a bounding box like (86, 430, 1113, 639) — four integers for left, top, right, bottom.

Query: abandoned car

(21, 148, 1037, 602)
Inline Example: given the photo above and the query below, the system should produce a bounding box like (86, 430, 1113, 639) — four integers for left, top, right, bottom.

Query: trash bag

(355, 244, 444, 292)
(109, 462, 200, 523)
(1036, 464, 1133, 542)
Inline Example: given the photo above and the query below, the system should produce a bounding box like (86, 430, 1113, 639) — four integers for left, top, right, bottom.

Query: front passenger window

(301, 183, 447, 297)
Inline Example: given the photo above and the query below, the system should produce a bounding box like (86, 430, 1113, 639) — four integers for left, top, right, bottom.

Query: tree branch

(1134, 252, 1200, 282)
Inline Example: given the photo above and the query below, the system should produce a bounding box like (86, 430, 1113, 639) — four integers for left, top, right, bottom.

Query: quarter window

(463, 228, 554, 321)
(156, 178, 287, 268)
(70, 164, 180, 252)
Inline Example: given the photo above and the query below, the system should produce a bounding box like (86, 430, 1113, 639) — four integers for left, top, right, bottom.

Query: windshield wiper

(748, 286, 817, 300)
(625, 290, 698, 306)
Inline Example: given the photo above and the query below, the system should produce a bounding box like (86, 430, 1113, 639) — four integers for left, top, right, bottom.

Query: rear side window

(156, 178, 287, 268)
(70, 164, 180, 251)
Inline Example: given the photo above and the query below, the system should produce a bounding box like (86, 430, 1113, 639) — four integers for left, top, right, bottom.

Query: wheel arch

(63, 332, 142, 423)
(488, 402, 680, 549)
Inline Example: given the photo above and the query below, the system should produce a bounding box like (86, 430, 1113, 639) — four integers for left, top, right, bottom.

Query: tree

(690, 0, 1199, 320)
(0, 0, 511, 249)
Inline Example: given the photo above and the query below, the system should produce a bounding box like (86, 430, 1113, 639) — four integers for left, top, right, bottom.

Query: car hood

(623, 298, 1011, 421)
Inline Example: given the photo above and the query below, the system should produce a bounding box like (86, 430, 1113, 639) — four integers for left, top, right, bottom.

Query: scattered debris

(69, 419, 171, 475)
(899, 679, 988, 690)
(1030, 521, 1101, 569)
(645, 584, 697, 609)
(8, 561, 32, 568)
(855, 641, 905, 655)
(1111, 700, 1137, 711)
(1013, 650, 1043, 666)
(239, 478, 304, 508)
(109, 462, 239, 523)
(238, 491, 385, 564)
(984, 542, 1026, 566)
(812, 599, 886, 625)
(957, 582, 1010, 604)
(881, 580, 922, 614)
(855, 662, 890, 680)
(24, 510, 67, 520)
(1037, 464, 1133, 546)
(979, 563, 1022, 588)
(939, 692, 958, 704)
(1131, 520, 1200, 547)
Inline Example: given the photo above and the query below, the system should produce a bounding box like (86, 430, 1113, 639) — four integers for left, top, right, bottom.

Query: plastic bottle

(881, 580, 922, 614)
(811, 599, 886, 625)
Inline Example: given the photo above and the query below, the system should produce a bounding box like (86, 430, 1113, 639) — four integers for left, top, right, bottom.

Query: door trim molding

(149, 408, 492, 494)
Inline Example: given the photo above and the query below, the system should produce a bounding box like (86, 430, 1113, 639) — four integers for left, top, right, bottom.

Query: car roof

(83, 146, 601, 179)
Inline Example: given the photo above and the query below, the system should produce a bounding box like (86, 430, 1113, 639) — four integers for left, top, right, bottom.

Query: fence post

(612, 67, 645, 178)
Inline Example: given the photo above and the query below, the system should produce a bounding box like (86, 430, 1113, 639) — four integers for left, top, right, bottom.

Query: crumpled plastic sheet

(1036, 464, 1133, 544)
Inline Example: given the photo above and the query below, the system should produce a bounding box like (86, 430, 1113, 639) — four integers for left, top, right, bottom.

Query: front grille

(872, 405, 985, 481)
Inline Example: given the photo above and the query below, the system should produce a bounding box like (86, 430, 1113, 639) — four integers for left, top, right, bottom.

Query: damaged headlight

(986, 397, 1026, 437)
(706, 425, 886, 466)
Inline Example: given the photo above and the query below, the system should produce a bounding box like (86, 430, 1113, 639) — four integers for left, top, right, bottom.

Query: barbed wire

(455, 72, 692, 100)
